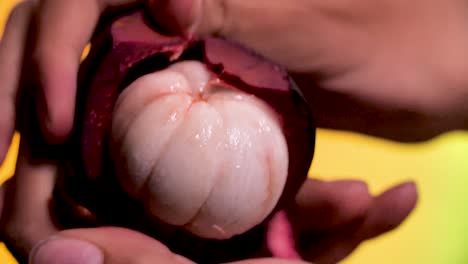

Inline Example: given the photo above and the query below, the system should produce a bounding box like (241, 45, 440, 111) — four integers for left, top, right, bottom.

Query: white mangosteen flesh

(110, 60, 289, 239)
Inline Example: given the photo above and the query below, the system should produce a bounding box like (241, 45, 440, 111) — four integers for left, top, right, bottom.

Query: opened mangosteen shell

(51, 10, 316, 263)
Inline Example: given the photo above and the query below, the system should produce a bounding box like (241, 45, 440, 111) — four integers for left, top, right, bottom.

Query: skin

(0, 124, 417, 263)
(9, 0, 468, 262)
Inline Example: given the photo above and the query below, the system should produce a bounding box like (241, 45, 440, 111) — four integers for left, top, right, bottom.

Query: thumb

(145, 0, 319, 71)
(28, 227, 194, 264)
(146, 0, 227, 36)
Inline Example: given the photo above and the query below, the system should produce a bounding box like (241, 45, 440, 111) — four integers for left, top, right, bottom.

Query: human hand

(0, 0, 153, 164)
(0, 99, 417, 263)
(148, 0, 468, 141)
(0, 1, 418, 262)
(2, 0, 467, 166)
(0, 142, 417, 264)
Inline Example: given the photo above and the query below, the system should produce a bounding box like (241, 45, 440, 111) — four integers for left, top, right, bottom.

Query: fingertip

(379, 181, 418, 211)
(29, 237, 104, 264)
(400, 181, 418, 203)
(380, 181, 419, 219)
(147, 0, 200, 35)
(32, 0, 104, 143)
(36, 94, 75, 145)
(147, 0, 228, 38)
(42, 105, 75, 144)
(360, 181, 419, 239)
(33, 48, 77, 143)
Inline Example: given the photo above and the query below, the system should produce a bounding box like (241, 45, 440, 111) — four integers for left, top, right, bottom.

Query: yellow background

(1, 1, 467, 263)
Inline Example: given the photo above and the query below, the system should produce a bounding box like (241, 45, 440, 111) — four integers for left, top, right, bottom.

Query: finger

(357, 181, 418, 239)
(0, 130, 59, 263)
(145, 0, 256, 38)
(147, 0, 283, 42)
(266, 179, 372, 260)
(147, 0, 326, 72)
(146, 0, 198, 35)
(0, 1, 36, 163)
(147, 0, 458, 143)
(266, 211, 302, 260)
(288, 179, 372, 232)
(32, 0, 139, 142)
(300, 181, 418, 264)
(1, 150, 58, 262)
(28, 227, 194, 264)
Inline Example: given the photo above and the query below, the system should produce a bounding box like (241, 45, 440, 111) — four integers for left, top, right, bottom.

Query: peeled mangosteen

(52, 10, 315, 263)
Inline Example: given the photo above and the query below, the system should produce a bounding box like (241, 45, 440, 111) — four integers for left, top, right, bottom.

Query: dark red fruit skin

(52, 10, 316, 263)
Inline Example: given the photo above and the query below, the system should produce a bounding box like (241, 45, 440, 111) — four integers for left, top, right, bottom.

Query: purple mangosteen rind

(82, 10, 314, 192)
(53, 10, 316, 263)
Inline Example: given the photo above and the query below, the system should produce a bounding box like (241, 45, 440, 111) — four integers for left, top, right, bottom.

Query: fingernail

(30, 238, 104, 264)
